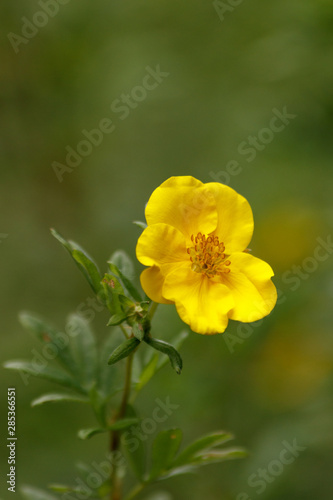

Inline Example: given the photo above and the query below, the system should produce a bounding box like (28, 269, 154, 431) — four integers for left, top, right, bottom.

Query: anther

(187, 232, 231, 278)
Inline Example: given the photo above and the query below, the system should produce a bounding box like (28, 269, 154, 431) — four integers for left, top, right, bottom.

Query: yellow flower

(136, 176, 277, 335)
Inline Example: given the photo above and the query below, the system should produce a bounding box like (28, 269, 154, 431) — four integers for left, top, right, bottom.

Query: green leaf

(49, 484, 93, 495)
(121, 405, 146, 481)
(144, 337, 183, 374)
(108, 262, 142, 302)
(108, 337, 140, 365)
(107, 313, 128, 326)
(88, 384, 107, 427)
(156, 330, 188, 371)
(149, 429, 183, 481)
(109, 249, 134, 279)
(48, 484, 74, 493)
(21, 485, 58, 500)
(133, 220, 147, 230)
(136, 331, 188, 393)
(50, 474, 111, 498)
(31, 392, 89, 407)
(102, 274, 125, 295)
(71, 249, 104, 296)
(157, 465, 197, 480)
(79, 421, 142, 443)
(50, 227, 71, 250)
(132, 322, 144, 341)
(50, 228, 104, 299)
(171, 431, 233, 467)
(136, 352, 159, 392)
(18, 312, 77, 376)
(189, 447, 248, 465)
(109, 417, 140, 430)
(66, 314, 98, 388)
(4, 360, 86, 393)
(78, 427, 108, 440)
(101, 274, 125, 315)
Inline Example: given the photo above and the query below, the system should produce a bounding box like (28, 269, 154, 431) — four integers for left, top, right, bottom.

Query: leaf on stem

(3, 360, 86, 394)
(31, 393, 90, 407)
(107, 313, 128, 326)
(144, 337, 183, 374)
(108, 261, 142, 302)
(66, 314, 98, 389)
(109, 417, 140, 430)
(156, 330, 188, 371)
(145, 429, 247, 482)
(107, 337, 141, 365)
(187, 447, 248, 465)
(133, 220, 147, 230)
(50, 228, 105, 300)
(18, 311, 77, 377)
(149, 429, 183, 481)
(136, 331, 188, 393)
(102, 274, 126, 315)
(132, 322, 144, 341)
(171, 431, 234, 467)
(77, 427, 108, 440)
(109, 250, 134, 280)
(20, 486, 58, 500)
(122, 405, 147, 482)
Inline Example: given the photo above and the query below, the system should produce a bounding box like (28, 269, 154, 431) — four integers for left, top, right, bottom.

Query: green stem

(123, 482, 145, 500)
(110, 353, 134, 500)
(109, 304, 158, 498)
(119, 352, 134, 418)
(120, 324, 130, 339)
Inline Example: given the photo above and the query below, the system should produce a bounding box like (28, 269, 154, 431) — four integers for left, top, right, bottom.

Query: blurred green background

(1, 0, 333, 499)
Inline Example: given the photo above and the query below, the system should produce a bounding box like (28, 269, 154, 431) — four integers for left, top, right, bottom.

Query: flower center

(187, 232, 231, 278)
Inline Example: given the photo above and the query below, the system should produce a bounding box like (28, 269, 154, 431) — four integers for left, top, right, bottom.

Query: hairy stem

(110, 352, 134, 500)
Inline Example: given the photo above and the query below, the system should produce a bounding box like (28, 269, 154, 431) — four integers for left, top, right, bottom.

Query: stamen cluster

(187, 232, 231, 278)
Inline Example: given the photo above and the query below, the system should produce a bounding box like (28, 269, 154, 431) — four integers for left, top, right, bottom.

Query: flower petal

(145, 176, 218, 241)
(163, 266, 234, 335)
(205, 182, 254, 253)
(224, 252, 277, 322)
(136, 223, 187, 277)
(140, 266, 173, 304)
